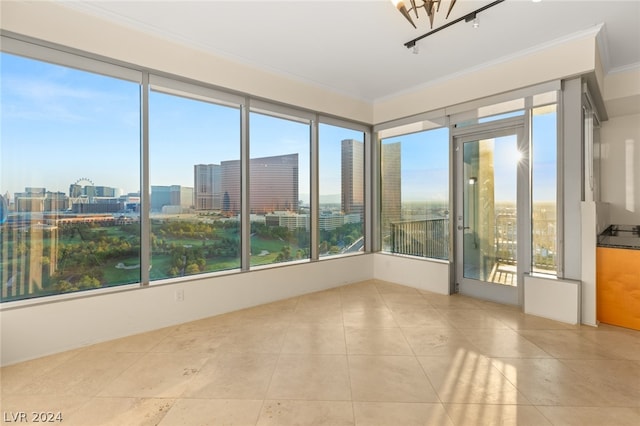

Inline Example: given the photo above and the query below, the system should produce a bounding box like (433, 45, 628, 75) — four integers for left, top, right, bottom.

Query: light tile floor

(2, 279, 639, 425)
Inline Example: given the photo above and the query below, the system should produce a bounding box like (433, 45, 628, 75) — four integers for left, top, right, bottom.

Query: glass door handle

(457, 226, 470, 230)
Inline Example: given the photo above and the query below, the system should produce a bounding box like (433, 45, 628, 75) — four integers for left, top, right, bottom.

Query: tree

(185, 263, 200, 274)
(54, 280, 76, 293)
(275, 245, 292, 262)
(77, 275, 101, 289)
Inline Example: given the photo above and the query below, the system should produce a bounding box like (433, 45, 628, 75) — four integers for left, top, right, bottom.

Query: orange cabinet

(596, 247, 640, 331)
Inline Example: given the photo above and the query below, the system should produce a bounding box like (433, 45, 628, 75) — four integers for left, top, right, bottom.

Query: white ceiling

(61, 0, 640, 102)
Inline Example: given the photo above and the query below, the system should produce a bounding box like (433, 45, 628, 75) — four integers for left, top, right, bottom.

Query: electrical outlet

(175, 289, 184, 302)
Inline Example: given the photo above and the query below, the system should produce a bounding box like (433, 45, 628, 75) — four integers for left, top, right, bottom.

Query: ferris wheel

(69, 177, 95, 204)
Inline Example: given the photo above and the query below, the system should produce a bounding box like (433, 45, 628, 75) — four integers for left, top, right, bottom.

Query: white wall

(373, 32, 599, 124)
(373, 254, 450, 294)
(600, 113, 640, 225)
(603, 68, 640, 118)
(524, 274, 581, 325)
(0, 255, 373, 366)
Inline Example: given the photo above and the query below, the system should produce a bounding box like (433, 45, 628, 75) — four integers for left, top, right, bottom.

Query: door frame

(451, 116, 530, 306)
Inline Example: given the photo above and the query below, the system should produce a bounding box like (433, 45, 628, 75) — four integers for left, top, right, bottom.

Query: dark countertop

(598, 224, 640, 250)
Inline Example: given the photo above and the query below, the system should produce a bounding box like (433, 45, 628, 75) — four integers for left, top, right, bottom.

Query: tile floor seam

(340, 298, 355, 406)
(396, 319, 451, 412)
(256, 302, 295, 425)
(413, 347, 453, 417)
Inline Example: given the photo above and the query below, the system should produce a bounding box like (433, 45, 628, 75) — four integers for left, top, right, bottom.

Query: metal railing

(391, 218, 449, 259)
(389, 215, 556, 272)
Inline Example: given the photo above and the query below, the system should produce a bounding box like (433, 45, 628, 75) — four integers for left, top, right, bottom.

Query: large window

(531, 104, 558, 274)
(0, 40, 368, 303)
(149, 84, 241, 280)
(318, 123, 365, 257)
(380, 126, 449, 259)
(1, 52, 141, 301)
(249, 111, 310, 266)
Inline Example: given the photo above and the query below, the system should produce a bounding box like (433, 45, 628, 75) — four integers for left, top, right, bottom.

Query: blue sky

(1, 51, 557, 204)
(1, 53, 140, 196)
(382, 127, 449, 203)
(1, 52, 358, 202)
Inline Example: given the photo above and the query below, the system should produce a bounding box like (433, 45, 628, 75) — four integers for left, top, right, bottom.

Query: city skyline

(194, 153, 300, 215)
(2, 51, 557, 204)
(0, 53, 329, 197)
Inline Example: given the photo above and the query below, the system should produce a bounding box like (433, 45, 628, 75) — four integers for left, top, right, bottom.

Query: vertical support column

(367, 130, 379, 253)
(140, 73, 150, 285)
(310, 117, 319, 261)
(241, 99, 251, 271)
(560, 78, 583, 281)
(517, 99, 532, 306)
(581, 83, 598, 326)
(450, 121, 459, 295)
(444, 115, 462, 294)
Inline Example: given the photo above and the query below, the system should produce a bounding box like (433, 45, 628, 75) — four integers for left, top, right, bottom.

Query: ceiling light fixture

(402, 0, 506, 49)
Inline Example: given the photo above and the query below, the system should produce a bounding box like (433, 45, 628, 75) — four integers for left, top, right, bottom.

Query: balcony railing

(391, 218, 449, 260)
(389, 216, 556, 273)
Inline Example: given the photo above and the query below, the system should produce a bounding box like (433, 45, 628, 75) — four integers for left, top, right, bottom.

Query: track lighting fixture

(397, 0, 506, 50)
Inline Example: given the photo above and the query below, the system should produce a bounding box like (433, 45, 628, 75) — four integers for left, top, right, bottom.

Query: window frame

(317, 119, 368, 259)
(374, 84, 562, 282)
(0, 34, 372, 306)
(378, 125, 452, 260)
(1, 38, 144, 301)
(147, 76, 244, 282)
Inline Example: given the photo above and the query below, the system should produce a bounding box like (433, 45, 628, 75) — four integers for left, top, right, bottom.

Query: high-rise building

(194, 164, 221, 210)
(201, 153, 299, 215)
(381, 142, 402, 226)
(176, 186, 194, 209)
(95, 186, 116, 197)
(341, 139, 364, 220)
(219, 160, 240, 214)
(248, 153, 298, 214)
(151, 185, 193, 212)
(14, 188, 69, 213)
(151, 185, 194, 212)
(150, 185, 171, 212)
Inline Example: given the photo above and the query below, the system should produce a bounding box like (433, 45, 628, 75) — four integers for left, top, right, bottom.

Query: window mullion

(140, 72, 151, 286)
(310, 117, 319, 261)
(241, 99, 251, 271)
